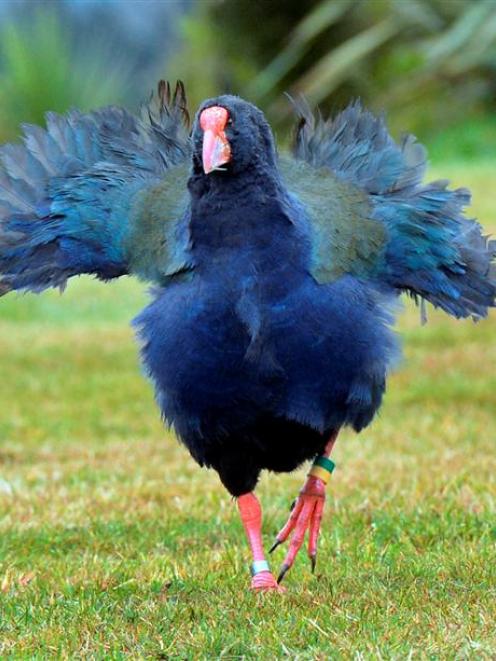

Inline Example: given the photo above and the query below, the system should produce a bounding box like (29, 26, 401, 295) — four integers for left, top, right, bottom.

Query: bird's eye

(227, 118, 233, 126)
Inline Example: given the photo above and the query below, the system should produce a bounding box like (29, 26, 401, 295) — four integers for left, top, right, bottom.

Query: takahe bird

(1, 81, 495, 592)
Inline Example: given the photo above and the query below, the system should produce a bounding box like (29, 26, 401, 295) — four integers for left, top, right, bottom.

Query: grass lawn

(0, 163, 495, 658)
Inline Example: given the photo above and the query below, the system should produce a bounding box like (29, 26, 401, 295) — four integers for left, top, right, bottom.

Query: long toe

(270, 496, 304, 554)
(278, 498, 315, 582)
(308, 496, 325, 571)
(271, 476, 327, 583)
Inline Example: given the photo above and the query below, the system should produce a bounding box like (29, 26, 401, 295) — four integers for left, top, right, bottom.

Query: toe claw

(269, 539, 282, 554)
(310, 553, 317, 574)
(277, 563, 290, 584)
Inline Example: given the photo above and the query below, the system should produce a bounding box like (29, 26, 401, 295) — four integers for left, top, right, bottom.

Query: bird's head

(191, 95, 277, 178)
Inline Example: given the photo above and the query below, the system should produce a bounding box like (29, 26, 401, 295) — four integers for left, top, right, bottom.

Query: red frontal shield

(200, 106, 232, 174)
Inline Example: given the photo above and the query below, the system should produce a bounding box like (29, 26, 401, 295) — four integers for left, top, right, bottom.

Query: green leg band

(313, 456, 336, 473)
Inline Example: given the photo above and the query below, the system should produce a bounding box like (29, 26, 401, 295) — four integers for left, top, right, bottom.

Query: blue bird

(1, 82, 494, 591)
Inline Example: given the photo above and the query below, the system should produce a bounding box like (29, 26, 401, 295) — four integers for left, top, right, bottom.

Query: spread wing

(280, 100, 496, 319)
(0, 81, 192, 295)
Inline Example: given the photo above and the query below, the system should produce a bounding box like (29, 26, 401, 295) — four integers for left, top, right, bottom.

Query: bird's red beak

(200, 106, 232, 174)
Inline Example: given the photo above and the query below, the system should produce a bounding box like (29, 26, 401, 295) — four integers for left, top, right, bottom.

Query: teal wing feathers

(281, 100, 495, 319)
(0, 81, 192, 295)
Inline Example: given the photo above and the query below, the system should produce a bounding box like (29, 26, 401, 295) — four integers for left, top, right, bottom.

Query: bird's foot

(270, 475, 327, 583)
(250, 570, 286, 593)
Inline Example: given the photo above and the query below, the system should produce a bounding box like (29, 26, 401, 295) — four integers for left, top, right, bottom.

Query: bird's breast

(135, 264, 398, 442)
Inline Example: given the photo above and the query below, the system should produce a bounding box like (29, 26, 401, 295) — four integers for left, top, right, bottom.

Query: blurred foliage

(0, 10, 131, 142)
(0, 0, 495, 159)
(426, 115, 496, 162)
(167, 0, 496, 152)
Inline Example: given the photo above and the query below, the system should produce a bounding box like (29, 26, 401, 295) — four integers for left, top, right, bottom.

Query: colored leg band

(251, 560, 270, 576)
(308, 456, 336, 484)
(313, 456, 335, 473)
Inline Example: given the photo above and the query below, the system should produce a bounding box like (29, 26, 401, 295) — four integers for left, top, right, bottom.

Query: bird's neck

(188, 159, 282, 205)
(187, 165, 294, 261)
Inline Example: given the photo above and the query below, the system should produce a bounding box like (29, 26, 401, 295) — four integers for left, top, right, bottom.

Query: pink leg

(270, 431, 339, 583)
(237, 493, 285, 592)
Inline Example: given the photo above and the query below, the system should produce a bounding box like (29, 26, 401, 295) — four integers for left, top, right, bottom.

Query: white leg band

(251, 560, 270, 576)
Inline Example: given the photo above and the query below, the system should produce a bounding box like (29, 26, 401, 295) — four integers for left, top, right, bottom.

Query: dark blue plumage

(134, 99, 399, 493)
(1, 83, 494, 501)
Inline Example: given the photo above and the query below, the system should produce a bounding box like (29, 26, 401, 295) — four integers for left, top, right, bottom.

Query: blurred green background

(1, 0, 496, 160)
(1, 1, 495, 656)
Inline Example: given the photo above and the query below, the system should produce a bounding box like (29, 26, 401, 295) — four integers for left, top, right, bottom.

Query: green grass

(0, 163, 495, 658)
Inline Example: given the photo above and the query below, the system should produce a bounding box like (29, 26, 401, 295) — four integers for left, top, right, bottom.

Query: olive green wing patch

(279, 156, 387, 283)
(126, 163, 192, 284)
